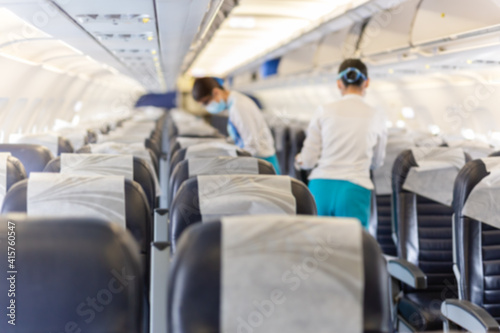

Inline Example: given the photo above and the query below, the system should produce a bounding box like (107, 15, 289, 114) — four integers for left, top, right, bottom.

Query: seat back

(168, 216, 392, 333)
(169, 157, 276, 208)
(0, 216, 143, 333)
(169, 175, 317, 251)
(272, 126, 290, 175)
(287, 127, 309, 183)
(1, 175, 151, 256)
(392, 147, 468, 292)
(169, 143, 251, 180)
(452, 158, 500, 321)
(372, 135, 414, 256)
(0, 144, 54, 175)
(44, 155, 157, 210)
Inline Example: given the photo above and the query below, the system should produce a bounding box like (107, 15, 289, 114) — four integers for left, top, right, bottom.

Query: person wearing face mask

(192, 77, 281, 174)
(295, 59, 387, 229)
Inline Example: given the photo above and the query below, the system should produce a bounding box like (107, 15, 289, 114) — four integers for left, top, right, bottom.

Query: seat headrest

(393, 147, 468, 206)
(0, 215, 143, 332)
(168, 157, 276, 211)
(9, 133, 74, 156)
(0, 144, 53, 175)
(169, 145, 251, 178)
(27, 173, 127, 228)
(169, 175, 317, 251)
(455, 158, 500, 228)
(447, 140, 494, 159)
(85, 142, 160, 195)
(0, 154, 26, 207)
(169, 215, 390, 333)
(373, 136, 414, 195)
(45, 155, 156, 210)
(59, 153, 134, 180)
(2, 177, 151, 254)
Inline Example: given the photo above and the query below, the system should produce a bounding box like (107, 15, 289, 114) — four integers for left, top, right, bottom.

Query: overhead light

(425, 64, 431, 70)
(142, 17, 151, 24)
(396, 120, 406, 128)
(147, 36, 154, 42)
(151, 50, 157, 55)
(466, 59, 473, 65)
(402, 107, 415, 119)
(462, 128, 476, 140)
(228, 17, 256, 29)
(428, 125, 440, 135)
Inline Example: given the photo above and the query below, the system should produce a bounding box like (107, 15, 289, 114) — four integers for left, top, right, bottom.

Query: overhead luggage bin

(278, 42, 318, 76)
(411, 0, 500, 46)
(315, 22, 364, 69)
(359, 0, 420, 56)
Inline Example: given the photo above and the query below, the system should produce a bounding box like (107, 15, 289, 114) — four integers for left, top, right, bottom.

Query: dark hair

(192, 77, 223, 101)
(338, 59, 368, 87)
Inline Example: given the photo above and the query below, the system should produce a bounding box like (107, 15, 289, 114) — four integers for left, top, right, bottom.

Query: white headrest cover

(28, 173, 126, 228)
(198, 175, 296, 222)
(176, 137, 226, 149)
(10, 133, 58, 156)
(462, 158, 500, 227)
(61, 154, 134, 180)
(0, 153, 11, 206)
(373, 136, 414, 195)
(221, 215, 364, 333)
(403, 147, 465, 206)
(448, 140, 493, 160)
(185, 142, 240, 159)
(188, 157, 259, 177)
(89, 142, 159, 196)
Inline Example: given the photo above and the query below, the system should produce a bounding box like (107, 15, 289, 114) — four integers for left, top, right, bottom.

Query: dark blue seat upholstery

(169, 176, 317, 252)
(392, 149, 468, 331)
(287, 127, 310, 184)
(373, 194, 397, 256)
(4, 156, 27, 193)
(58, 136, 74, 154)
(168, 220, 392, 333)
(271, 126, 290, 175)
(0, 144, 53, 175)
(168, 157, 276, 209)
(452, 159, 500, 322)
(0, 216, 143, 333)
(44, 156, 157, 210)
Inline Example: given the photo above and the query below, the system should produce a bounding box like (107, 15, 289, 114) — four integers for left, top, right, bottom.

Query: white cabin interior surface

(2, 0, 500, 333)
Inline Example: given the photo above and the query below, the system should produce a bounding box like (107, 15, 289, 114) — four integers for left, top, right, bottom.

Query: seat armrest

(387, 258, 427, 289)
(441, 299, 500, 333)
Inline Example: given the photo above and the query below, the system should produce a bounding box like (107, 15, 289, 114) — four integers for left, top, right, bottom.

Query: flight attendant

(296, 59, 387, 229)
(192, 77, 281, 174)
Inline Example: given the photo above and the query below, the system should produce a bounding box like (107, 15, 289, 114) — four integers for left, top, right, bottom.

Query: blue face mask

(205, 99, 227, 114)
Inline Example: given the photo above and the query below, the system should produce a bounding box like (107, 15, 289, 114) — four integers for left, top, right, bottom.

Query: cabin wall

(0, 54, 142, 141)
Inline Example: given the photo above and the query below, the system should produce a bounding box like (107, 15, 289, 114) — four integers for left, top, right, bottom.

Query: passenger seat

(391, 147, 469, 331)
(168, 215, 392, 332)
(0, 216, 143, 333)
(442, 158, 500, 331)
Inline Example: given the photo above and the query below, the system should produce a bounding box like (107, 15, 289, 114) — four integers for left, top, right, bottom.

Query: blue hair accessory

(337, 67, 367, 83)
